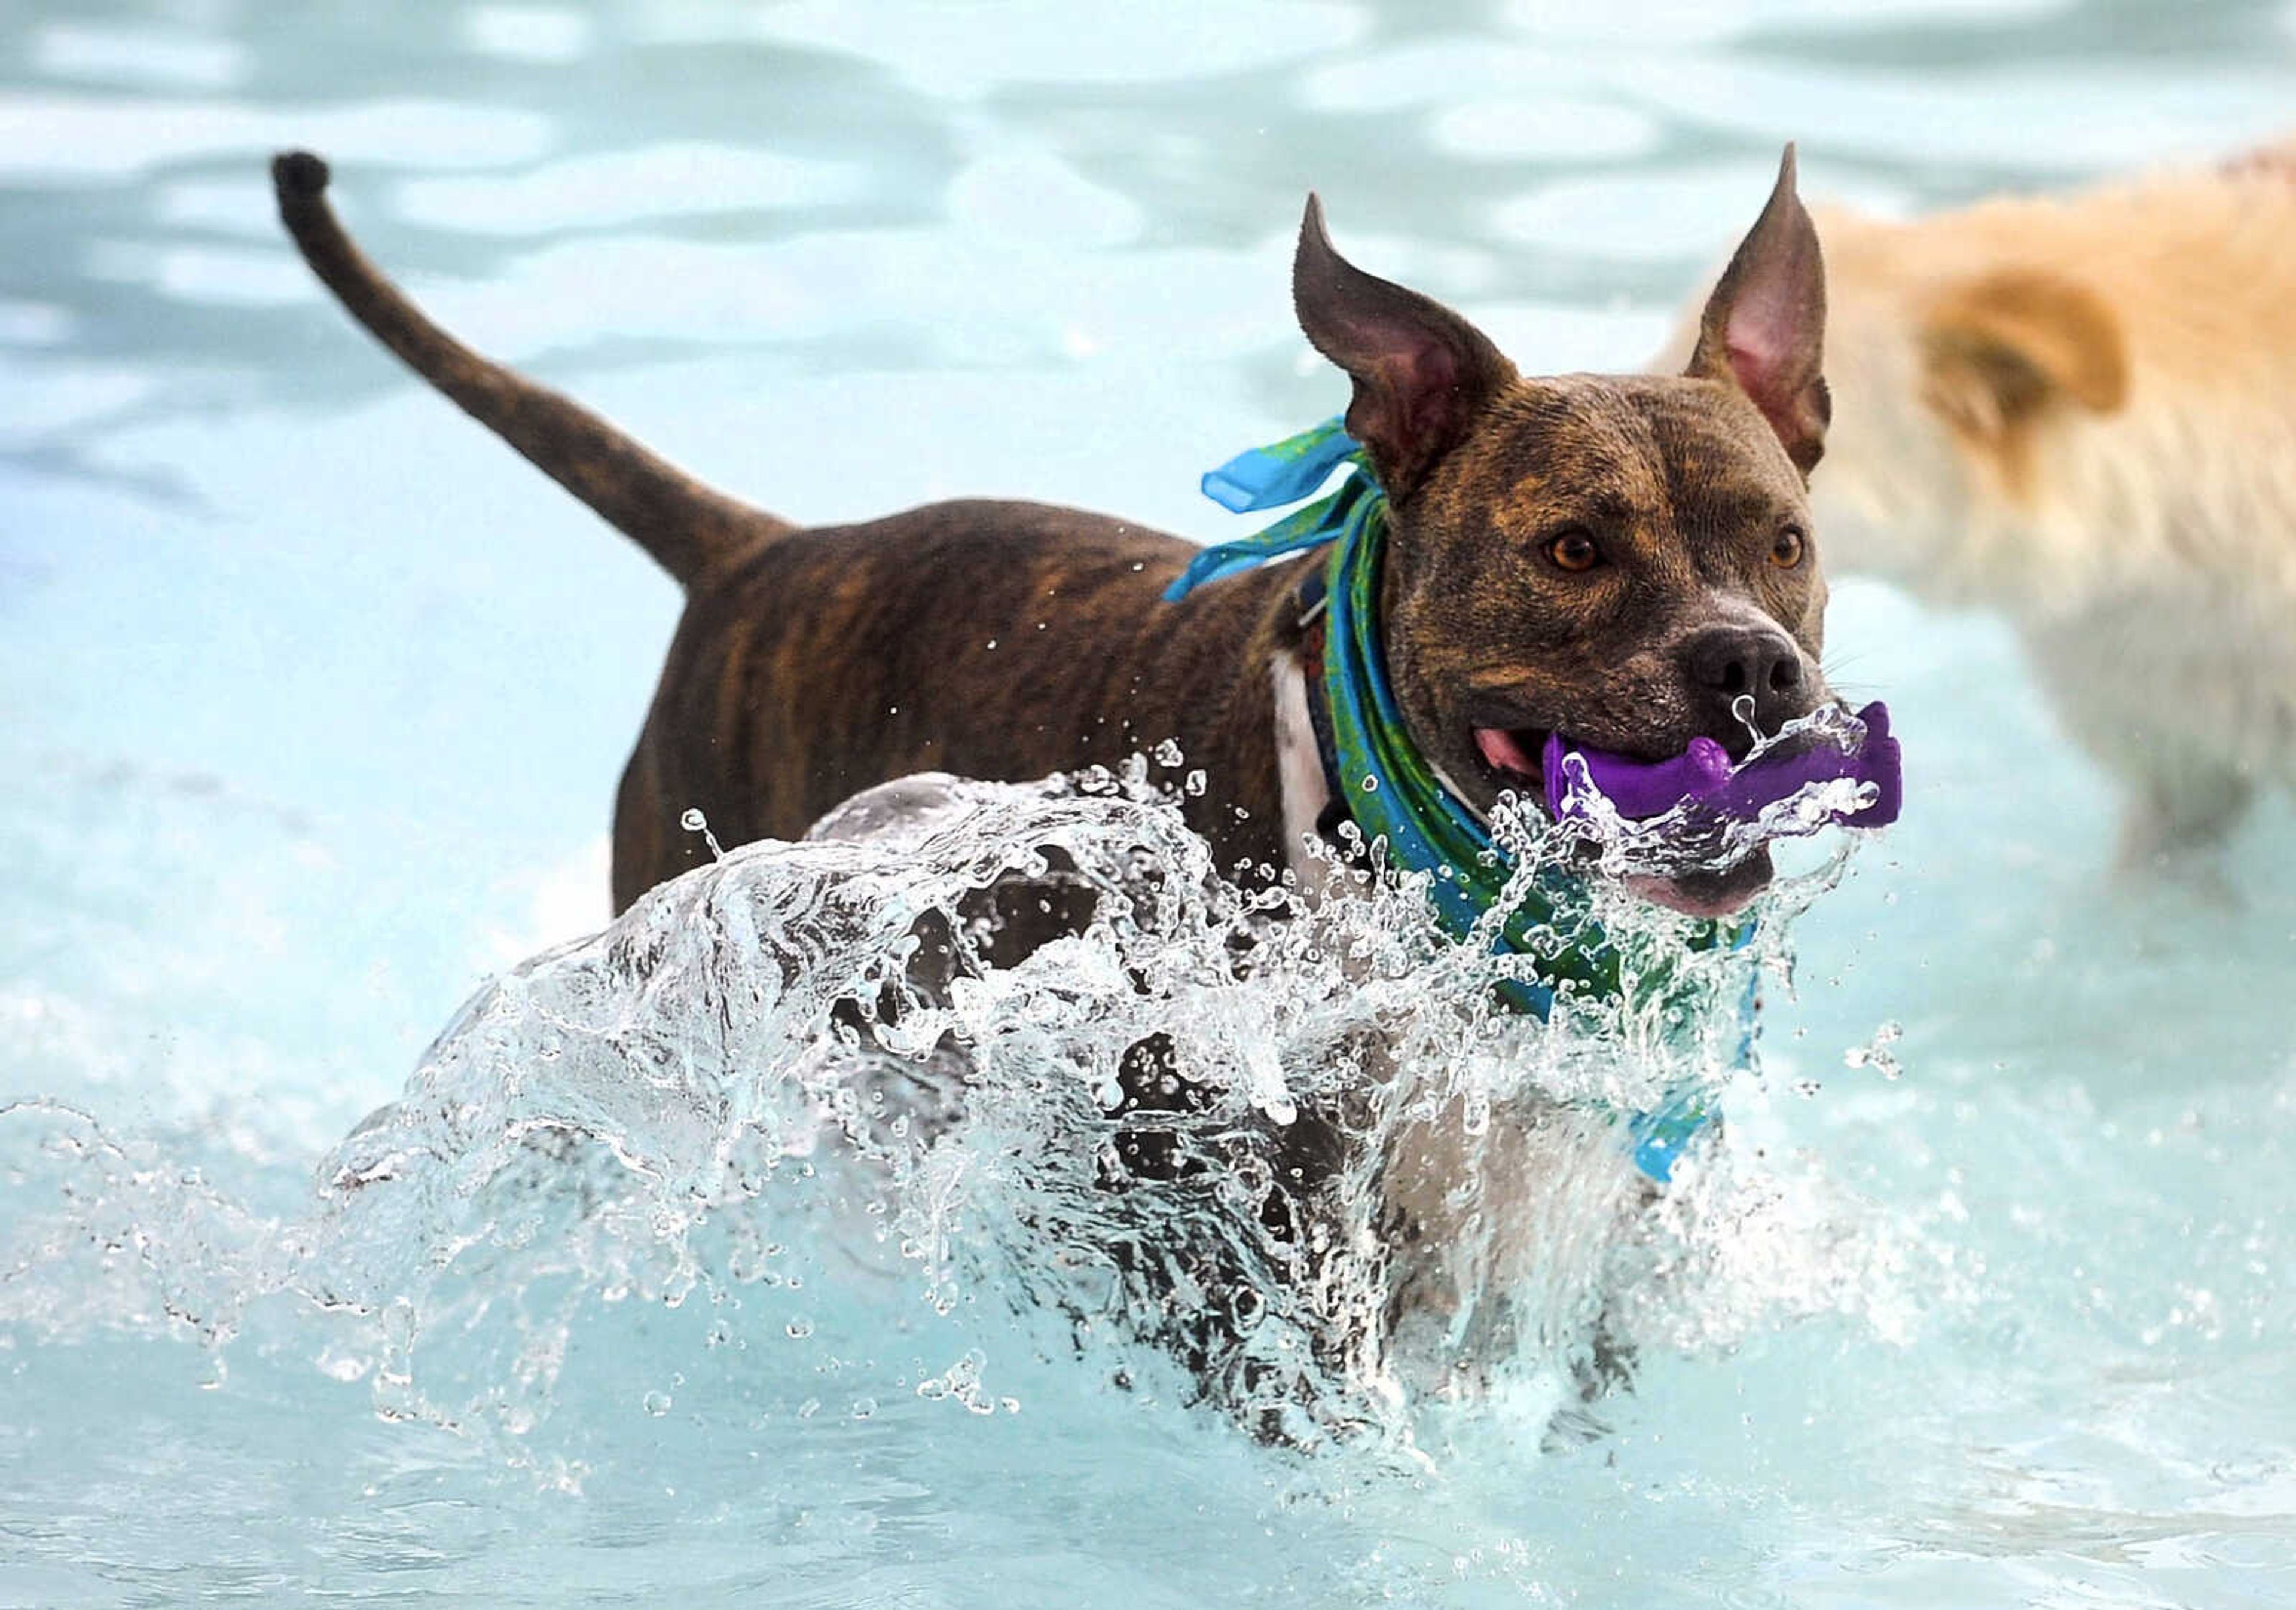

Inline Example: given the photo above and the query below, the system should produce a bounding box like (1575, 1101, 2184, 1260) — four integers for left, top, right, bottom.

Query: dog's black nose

(1681, 624, 1809, 740)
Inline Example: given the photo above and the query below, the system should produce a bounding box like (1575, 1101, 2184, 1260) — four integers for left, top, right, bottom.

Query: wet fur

(276, 148, 1837, 1426)
(273, 148, 1833, 914)
(607, 505, 1307, 910)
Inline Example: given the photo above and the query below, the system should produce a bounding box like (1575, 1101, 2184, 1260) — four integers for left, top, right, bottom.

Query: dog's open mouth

(1470, 724, 1774, 918)
(1471, 724, 1550, 798)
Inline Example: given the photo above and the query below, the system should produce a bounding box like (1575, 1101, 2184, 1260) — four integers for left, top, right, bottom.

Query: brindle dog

(271, 148, 1831, 920)
(277, 149, 1833, 1428)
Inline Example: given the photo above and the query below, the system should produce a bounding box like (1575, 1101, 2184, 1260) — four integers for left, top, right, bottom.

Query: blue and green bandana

(1168, 418, 1718, 1181)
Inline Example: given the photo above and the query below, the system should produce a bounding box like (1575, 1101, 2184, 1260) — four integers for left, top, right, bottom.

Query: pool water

(6, 1, 2296, 1604)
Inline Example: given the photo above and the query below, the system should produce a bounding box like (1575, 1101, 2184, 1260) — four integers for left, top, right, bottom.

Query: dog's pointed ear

(1918, 267, 2129, 442)
(1294, 193, 1516, 500)
(1688, 145, 1830, 475)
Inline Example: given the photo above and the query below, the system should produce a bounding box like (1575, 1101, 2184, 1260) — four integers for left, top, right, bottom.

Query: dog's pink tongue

(1474, 726, 1540, 779)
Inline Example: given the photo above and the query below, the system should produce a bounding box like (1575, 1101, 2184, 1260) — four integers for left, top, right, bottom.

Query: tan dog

(1667, 139, 2296, 872)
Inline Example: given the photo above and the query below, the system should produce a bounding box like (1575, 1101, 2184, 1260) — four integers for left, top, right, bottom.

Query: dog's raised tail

(273, 151, 789, 586)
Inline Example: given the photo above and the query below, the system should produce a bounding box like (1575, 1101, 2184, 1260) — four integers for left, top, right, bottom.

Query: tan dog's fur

(1669, 139, 2296, 869)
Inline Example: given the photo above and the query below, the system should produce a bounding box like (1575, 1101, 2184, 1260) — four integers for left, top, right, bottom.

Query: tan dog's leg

(2115, 761, 2255, 890)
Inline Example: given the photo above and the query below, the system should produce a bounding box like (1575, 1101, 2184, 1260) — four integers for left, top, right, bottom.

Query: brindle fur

(271, 148, 1833, 919)
(606, 508, 1306, 910)
(277, 147, 1836, 1435)
(1390, 378, 1830, 802)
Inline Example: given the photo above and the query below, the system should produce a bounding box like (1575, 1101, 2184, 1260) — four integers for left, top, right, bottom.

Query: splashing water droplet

(679, 806, 725, 860)
(1845, 1019, 1905, 1080)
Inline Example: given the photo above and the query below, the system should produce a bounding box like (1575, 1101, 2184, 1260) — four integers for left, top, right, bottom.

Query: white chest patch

(1271, 651, 1333, 888)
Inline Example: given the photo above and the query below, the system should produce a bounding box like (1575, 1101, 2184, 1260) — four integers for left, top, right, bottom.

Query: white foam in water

(1, 740, 1909, 1465)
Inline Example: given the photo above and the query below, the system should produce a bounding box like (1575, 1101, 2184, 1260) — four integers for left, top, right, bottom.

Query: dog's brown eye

(1771, 526, 1807, 569)
(1547, 529, 1601, 573)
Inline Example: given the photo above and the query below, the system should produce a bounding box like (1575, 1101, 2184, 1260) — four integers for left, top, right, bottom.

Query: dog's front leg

(2114, 763, 2254, 899)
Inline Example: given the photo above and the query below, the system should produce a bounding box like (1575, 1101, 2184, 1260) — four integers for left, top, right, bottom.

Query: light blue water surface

(5, 1, 2296, 1605)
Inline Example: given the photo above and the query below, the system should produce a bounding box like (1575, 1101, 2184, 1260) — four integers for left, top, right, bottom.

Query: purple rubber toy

(1544, 701, 1903, 830)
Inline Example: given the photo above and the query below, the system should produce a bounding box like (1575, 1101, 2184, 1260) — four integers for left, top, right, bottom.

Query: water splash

(2, 738, 1913, 1460)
